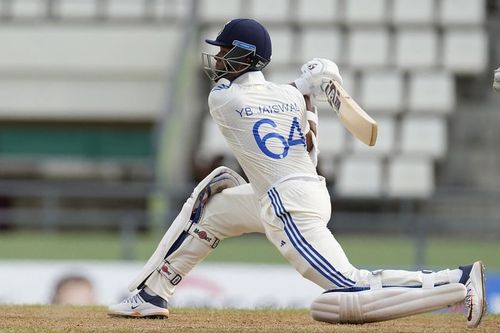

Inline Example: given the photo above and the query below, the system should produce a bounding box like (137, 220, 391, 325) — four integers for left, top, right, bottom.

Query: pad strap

(186, 223, 220, 249)
(369, 269, 383, 290)
(158, 260, 183, 286)
(421, 270, 435, 289)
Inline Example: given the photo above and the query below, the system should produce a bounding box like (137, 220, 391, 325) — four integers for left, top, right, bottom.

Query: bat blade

(323, 79, 377, 146)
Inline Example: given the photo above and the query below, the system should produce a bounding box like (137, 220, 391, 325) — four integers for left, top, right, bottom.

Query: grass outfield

(0, 305, 498, 333)
(0, 231, 499, 269)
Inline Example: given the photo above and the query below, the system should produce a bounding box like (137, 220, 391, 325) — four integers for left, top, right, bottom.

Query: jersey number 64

(253, 117, 305, 160)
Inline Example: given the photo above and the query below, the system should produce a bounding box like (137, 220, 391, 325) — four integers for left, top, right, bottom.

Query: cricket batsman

(108, 19, 486, 327)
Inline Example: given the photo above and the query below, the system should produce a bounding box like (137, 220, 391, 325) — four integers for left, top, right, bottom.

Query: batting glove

(294, 58, 343, 99)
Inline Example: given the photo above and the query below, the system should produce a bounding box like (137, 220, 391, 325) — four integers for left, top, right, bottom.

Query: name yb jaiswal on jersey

(235, 102, 300, 118)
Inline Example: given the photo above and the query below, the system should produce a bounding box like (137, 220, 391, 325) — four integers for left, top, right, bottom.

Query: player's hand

(293, 58, 343, 98)
(494, 67, 500, 92)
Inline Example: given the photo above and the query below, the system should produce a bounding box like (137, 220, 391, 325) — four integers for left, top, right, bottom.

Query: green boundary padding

(0, 126, 152, 159)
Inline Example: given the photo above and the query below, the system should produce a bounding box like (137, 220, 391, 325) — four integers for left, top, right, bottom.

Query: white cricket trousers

(149, 178, 456, 300)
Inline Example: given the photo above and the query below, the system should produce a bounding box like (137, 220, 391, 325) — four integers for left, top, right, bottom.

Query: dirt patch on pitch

(0, 305, 498, 333)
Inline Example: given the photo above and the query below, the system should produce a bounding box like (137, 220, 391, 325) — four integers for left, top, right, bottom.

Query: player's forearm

(303, 95, 317, 152)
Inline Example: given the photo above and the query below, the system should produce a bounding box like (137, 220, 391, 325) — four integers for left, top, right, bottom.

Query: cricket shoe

(459, 261, 486, 328)
(108, 289, 169, 318)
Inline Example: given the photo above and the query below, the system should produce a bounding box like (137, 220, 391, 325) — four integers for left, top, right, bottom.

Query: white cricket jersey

(208, 71, 318, 197)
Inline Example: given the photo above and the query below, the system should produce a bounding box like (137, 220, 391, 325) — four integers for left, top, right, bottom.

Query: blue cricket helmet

(205, 18, 272, 71)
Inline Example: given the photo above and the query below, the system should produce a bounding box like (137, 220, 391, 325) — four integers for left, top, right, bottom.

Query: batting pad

(310, 283, 466, 324)
(128, 166, 246, 292)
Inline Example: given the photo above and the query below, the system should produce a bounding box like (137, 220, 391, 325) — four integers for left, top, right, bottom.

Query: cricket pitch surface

(0, 305, 498, 332)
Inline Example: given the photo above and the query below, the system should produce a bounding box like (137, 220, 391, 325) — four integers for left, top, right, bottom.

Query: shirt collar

(232, 71, 266, 85)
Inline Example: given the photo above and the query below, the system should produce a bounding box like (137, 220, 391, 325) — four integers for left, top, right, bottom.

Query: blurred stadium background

(0, 0, 499, 312)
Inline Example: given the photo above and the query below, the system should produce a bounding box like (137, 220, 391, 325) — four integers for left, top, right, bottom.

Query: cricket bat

(323, 79, 378, 146)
